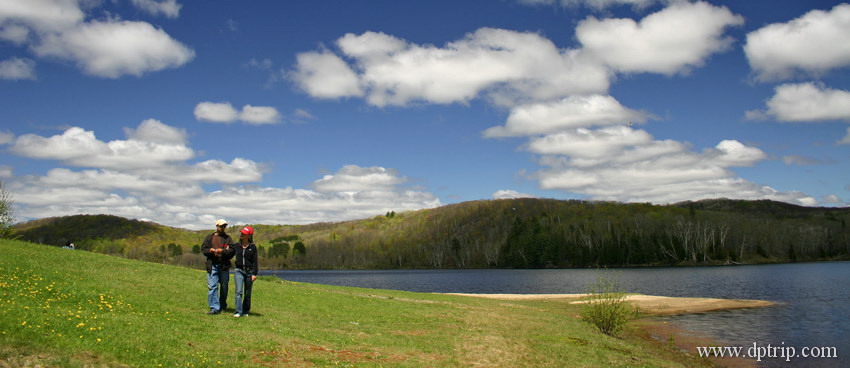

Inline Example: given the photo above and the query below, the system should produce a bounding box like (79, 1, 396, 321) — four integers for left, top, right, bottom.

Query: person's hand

(251, 275, 257, 282)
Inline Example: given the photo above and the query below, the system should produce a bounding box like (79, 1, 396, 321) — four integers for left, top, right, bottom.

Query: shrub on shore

(581, 272, 639, 336)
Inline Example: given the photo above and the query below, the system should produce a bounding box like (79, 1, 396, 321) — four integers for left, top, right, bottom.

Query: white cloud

(822, 194, 843, 204)
(575, 1, 744, 75)
(0, 24, 29, 44)
(5, 121, 440, 229)
(0, 166, 11, 178)
(0, 0, 85, 33)
(123, 118, 187, 144)
(526, 125, 815, 205)
(840, 127, 850, 145)
(0, 130, 14, 144)
(745, 3, 850, 81)
(313, 165, 406, 192)
(130, 0, 181, 19)
(239, 105, 280, 124)
(194, 102, 239, 123)
(746, 83, 850, 122)
(194, 102, 281, 124)
(33, 20, 194, 78)
(294, 28, 610, 107)
(10, 122, 195, 169)
(291, 51, 364, 99)
(526, 126, 653, 157)
(484, 95, 649, 137)
(492, 190, 537, 199)
(1, 1, 193, 78)
(0, 57, 36, 80)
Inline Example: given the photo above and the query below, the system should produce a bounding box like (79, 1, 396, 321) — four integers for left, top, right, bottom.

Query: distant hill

(13, 198, 850, 269)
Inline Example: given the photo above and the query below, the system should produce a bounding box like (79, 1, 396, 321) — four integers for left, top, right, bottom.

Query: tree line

(11, 198, 850, 270)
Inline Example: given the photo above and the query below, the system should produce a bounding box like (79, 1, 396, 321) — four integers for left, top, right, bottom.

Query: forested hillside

(13, 199, 850, 269)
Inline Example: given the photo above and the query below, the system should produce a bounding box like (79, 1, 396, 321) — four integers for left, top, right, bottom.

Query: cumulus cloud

(194, 102, 239, 123)
(124, 118, 187, 144)
(10, 125, 195, 170)
(525, 125, 815, 205)
(0, 1, 193, 78)
(0, 57, 36, 80)
(293, 3, 744, 107)
(291, 51, 364, 99)
(33, 20, 194, 78)
(746, 83, 850, 122)
(293, 28, 610, 107)
(194, 102, 281, 124)
(745, 3, 850, 81)
(484, 95, 649, 137)
(493, 190, 537, 199)
(130, 0, 182, 19)
(822, 194, 843, 204)
(575, 1, 744, 75)
(239, 105, 281, 124)
(0, 0, 85, 33)
(5, 122, 440, 229)
(313, 165, 406, 192)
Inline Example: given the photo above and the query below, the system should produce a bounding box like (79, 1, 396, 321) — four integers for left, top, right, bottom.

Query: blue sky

(1, 0, 849, 229)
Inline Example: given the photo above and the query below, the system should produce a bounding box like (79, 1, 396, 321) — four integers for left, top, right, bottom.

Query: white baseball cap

(215, 219, 228, 226)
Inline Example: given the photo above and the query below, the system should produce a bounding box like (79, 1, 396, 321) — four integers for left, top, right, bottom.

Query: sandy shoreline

(442, 293, 777, 315)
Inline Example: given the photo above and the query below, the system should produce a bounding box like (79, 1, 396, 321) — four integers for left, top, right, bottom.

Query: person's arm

(201, 234, 214, 258)
(250, 245, 259, 278)
(221, 238, 236, 259)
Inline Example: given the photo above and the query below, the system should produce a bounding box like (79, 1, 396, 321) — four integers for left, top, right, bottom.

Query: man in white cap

(201, 219, 235, 314)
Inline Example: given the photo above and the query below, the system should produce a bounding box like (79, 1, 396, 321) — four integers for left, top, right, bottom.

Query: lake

(263, 262, 849, 367)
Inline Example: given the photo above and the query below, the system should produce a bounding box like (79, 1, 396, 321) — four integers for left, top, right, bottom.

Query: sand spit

(443, 293, 776, 315)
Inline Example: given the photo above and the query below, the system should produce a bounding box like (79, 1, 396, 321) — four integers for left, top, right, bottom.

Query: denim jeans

(207, 264, 229, 311)
(234, 268, 254, 315)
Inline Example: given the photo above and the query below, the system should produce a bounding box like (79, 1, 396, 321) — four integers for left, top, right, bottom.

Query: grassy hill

(0, 239, 711, 367)
(12, 198, 850, 270)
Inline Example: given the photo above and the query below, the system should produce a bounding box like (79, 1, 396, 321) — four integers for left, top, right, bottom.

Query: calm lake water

(263, 262, 849, 367)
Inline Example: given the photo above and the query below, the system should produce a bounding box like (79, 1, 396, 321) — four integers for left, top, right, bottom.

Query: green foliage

(580, 272, 638, 336)
(10, 198, 850, 270)
(191, 244, 201, 254)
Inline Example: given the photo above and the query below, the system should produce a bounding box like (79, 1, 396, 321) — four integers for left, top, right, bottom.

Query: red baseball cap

(240, 226, 254, 235)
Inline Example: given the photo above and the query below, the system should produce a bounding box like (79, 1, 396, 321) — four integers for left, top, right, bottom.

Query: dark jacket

(233, 243, 259, 276)
(201, 232, 236, 273)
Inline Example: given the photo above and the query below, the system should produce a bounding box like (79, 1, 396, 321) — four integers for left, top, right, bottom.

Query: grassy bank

(0, 239, 712, 367)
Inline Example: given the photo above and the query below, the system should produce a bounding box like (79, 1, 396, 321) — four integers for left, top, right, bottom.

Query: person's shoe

(242, 313, 249, 317)
(207, 309, 220, 315)
(233, 313, 241, 318)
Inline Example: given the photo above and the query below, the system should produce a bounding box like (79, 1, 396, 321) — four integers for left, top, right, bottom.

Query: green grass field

(0, 239, 712, 367)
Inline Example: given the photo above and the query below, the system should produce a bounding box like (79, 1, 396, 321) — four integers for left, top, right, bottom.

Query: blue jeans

(207, 265, 229, 311)
(234, 269, 254, 315)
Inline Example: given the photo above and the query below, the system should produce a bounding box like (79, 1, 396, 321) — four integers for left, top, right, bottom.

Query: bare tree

(0, 181, 14, 238)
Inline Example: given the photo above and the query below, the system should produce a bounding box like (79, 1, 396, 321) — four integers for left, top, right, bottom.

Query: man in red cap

(232, 226, 259, 317)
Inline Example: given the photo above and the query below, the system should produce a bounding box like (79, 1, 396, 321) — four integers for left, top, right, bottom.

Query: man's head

(215, 218, 228, 232)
